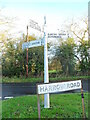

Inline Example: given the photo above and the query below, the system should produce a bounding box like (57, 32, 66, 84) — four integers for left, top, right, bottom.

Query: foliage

(48, 17, 89, 76)
(69, 17, 89, 75)
(2, 41, 24, 77)
(55, 38, 76, 76)
(2, 34, 44, 77)
(0, 9, 15, 52)
(49, 58, 62, 72)
(77, 40, 90, 75)
(26, 46, 44, 76)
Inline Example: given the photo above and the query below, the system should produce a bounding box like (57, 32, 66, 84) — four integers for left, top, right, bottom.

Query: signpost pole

(44, 16, 50, 108)
(81, 80, 86, 119)
(26, 25, 28, 78)
(37, 94, 41, 119)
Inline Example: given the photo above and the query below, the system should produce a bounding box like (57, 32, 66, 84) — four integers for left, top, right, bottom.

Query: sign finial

(44, 16, 46, 25)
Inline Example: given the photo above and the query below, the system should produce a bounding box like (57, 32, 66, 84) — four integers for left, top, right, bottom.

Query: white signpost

(22, 39, 44, 50)
(22, 17, 70, 109)
(22, 16, 50, 108)
(43, 16, 50, 108)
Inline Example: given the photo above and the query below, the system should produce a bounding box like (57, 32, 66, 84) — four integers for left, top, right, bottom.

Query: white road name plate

(37, 80, 81, 94)
(22, 39, 44, 49)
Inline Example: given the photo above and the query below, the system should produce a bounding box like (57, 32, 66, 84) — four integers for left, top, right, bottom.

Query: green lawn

(1, 76, 90, 83)
(2, 93, 88, 119)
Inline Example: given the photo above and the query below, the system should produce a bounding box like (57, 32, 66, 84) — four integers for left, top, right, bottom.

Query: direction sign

(37, 80, 81, 95)
(22, 39, 44, 50)
(29, 19, 41, 32)
(48, 33, 68, 38)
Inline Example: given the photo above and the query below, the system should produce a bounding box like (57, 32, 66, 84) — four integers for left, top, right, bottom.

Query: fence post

(37, 84, 41, 120)
(81, 80, 86, 119)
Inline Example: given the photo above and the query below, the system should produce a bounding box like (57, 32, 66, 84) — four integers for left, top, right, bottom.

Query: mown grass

(2, 76, 42, 83)
(2, 76, 90, 83)
(0, 100, 2, 120)
(2, 93, 88, 119)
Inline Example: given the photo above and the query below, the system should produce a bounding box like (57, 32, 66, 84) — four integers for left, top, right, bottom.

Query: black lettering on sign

(61, 84, 63, 90)
(73, 83, 77, 87)
(49, 86, 52, 91)
(67, 82, 80, 89)
(53, 85, 57, 91)
(56, 85, 60, 90)
(40, 86, 44, 93)
(67, 83, 70, 88)
(77, 82, 80, 87)
(32, 41, 40, 45)
(45, 86, 48, 92)
(70, 83, 73, 88)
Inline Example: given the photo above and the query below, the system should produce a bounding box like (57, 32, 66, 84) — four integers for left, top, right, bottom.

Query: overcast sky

(0, 0, 89, 37)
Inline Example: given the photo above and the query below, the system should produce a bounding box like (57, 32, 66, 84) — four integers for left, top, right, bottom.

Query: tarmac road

(0, 79, 88, 100)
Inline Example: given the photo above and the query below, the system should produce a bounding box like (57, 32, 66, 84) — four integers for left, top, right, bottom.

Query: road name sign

(37, 80, 86, 119)
(22, 39, 44, 50)
(37, 80, 81, 94)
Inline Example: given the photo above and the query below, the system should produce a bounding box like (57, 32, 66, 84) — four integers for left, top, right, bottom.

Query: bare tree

(66, 17, 89, 75)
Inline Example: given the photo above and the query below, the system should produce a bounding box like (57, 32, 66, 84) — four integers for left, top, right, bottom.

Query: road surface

(0, 80, 88, 100)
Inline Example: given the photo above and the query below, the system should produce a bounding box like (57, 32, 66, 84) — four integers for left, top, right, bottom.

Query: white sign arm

(37, 80, 81, 95)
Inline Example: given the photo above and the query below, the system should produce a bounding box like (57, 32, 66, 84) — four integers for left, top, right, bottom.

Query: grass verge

(2, 93, 88, 118)
(2, 76, 90, 83)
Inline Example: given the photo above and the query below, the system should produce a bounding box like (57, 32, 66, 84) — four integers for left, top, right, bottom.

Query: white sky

(0, 0, 89, 38)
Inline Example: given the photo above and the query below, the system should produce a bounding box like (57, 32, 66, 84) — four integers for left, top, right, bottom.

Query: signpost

(37, 80, 86, 119)
(26, 26, 28, 77)
(24, 16, 50, 109)
(22, 16, 50, 108)
(22, 39, 44, 50)
(43, 16, 50, 108)
(22, 17, 71, 109)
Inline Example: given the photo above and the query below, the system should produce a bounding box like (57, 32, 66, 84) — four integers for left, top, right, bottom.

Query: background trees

(1, 12, 89, 78)
(48, 17, 89, 76)
(53, 38, 76, 76)
(69, 17, 89, 75)
(77, 40, 89, 75)
(0, 9, 15, 53)
(2, 34, 44, 77)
